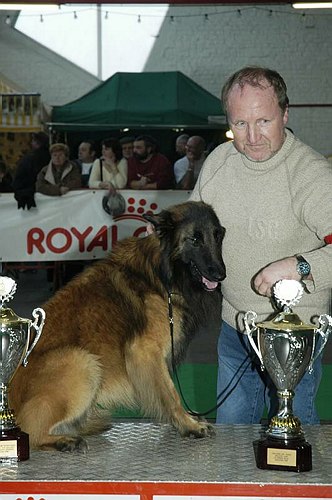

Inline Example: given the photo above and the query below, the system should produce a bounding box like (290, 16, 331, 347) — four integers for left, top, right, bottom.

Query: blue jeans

(216, 321, 322, 424)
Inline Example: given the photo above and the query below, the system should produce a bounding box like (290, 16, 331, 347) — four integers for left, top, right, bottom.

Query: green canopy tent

(49, 71, 227, 160)
(49, 71, 226, 131)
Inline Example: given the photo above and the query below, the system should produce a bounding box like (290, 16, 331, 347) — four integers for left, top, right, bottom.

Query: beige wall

(145, 4, 332, 156)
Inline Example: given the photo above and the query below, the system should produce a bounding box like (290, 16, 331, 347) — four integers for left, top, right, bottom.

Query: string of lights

(1, 3, 332, 25)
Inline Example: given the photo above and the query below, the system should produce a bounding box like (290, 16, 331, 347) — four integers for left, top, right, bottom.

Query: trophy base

(253, 436, 312, 472)
(0, 426, 29, 463)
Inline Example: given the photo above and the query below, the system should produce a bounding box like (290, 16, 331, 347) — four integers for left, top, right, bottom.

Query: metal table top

(0, 423, 331, 485)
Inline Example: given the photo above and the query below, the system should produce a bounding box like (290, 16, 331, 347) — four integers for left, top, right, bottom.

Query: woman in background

(88, 138, 127, 190)
(36, 143, 81, 196)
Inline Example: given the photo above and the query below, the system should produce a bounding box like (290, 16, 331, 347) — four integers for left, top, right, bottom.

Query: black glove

(14, 192, 36, 210)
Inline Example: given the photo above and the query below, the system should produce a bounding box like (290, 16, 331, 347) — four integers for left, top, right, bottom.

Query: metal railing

(0, 93, 42, 131)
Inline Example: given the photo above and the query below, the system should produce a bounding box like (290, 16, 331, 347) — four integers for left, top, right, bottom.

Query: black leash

(167, 290, 251, 418)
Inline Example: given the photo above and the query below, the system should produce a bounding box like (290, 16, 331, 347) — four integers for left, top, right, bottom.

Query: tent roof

(50, 71, 225, 131)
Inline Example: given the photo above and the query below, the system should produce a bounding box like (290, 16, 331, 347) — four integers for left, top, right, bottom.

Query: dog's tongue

(202, 276, 219, 290)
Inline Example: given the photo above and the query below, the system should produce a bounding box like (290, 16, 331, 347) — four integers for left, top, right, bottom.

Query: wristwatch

(296, 255, 311, 279)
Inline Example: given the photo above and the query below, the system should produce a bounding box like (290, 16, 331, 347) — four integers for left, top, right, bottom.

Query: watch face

(297, 261, 310, 277)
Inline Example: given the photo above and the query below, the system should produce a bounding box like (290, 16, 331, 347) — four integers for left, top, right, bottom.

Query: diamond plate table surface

(0, 423, 331, 484)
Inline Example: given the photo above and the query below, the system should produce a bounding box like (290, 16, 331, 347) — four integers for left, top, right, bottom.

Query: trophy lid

(255, 279, 315, 332)
(0, 276, 31, 326)
(0, 306, 31, 326)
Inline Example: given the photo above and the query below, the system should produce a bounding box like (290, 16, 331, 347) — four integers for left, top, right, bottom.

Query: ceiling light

(292, 2, 332, 8)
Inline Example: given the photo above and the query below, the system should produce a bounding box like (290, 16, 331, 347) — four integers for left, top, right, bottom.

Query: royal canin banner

(0, 190, 189, 263)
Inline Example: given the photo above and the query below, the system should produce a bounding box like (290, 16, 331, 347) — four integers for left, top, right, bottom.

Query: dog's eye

(190, 231, 203, 246)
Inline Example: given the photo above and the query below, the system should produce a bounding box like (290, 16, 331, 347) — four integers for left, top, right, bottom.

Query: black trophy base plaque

(0, 426, 29, 463)
(253, 436, 312, 472)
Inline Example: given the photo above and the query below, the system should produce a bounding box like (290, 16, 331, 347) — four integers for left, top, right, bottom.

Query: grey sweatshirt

(190, 130, 332, 330)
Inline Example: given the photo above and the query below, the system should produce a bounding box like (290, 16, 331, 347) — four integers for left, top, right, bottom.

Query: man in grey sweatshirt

(191, 66, 332, 425)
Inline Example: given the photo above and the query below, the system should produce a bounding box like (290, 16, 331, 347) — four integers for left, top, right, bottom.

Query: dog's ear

(143, 213, 158, 226)
(143, 210, 175, 288)
(143, 211, 174, 236)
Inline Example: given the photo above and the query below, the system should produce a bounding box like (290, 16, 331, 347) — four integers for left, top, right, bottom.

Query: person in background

(13, 131, 50, 209)
(174, 135, 206, 190)
(175, 133, 189, 158)
(119, 136, 135, 160)
(36, 143, 81, 196)
(127, 135, 174, 190)
(0, 161, 13, 192)
(190, 65, 332, 425)
(74, 140, 97, 187)
(88, 137, 127, 190)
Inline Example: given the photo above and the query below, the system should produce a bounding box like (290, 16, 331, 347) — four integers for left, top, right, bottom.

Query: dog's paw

(182, 421, 215, 439)
(54, 436, 89, 453)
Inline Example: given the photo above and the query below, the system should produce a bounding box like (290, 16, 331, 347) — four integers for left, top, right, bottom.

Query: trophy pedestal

(254, 436, 312, 472)
(0, 426, 29, 463)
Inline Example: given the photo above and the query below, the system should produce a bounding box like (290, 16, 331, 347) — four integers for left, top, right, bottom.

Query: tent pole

(97, 4, 102, 80)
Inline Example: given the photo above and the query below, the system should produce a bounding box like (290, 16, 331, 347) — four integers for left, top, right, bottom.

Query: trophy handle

(244, 311, 264, 370)
(22, 307, 46, 367)
(307, 314, 332, 374)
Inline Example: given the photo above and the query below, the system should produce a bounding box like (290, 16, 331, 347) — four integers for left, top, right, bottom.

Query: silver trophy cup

(0, 276, 45, 462)
(244, 279, 331, 472)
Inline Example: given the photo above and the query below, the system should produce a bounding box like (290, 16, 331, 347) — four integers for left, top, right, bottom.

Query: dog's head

(144, 201, 226, 292)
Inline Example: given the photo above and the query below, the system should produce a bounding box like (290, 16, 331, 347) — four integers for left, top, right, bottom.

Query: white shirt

(88, 157, 128, 189)
(81, 162, 93, 176)
(174, 154, 205, 184)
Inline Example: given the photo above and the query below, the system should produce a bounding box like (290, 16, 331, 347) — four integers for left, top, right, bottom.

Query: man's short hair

(80, 140, 96, 153)
(119, 136, 135, 146)
(135, 135, 159, 153)
(221, 66, 289, 115)
(176, 134, 189, 144)
(187, 135, 206, 154)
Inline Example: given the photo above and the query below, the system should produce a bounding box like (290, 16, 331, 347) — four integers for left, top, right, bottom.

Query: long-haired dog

(10, 201, 226, 452)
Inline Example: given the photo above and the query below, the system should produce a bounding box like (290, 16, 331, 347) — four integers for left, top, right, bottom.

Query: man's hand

(60, 186, 69, 195)
(253, 256, 303, 297)
(186, 150, 195, 163)
(137, 175, 149, 189)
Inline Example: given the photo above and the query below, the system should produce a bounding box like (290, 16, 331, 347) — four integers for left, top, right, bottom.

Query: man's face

(78, 142, 94, 163)
(227, 81, 288, 162)
(176, 139, 187, 156)
(133, 140, 150, 161)
(186, 138, 203, 161)
(122, 142, 134, 159)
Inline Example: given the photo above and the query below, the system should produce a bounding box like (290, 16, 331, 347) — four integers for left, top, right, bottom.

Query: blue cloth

(216, 321, 322, 424)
